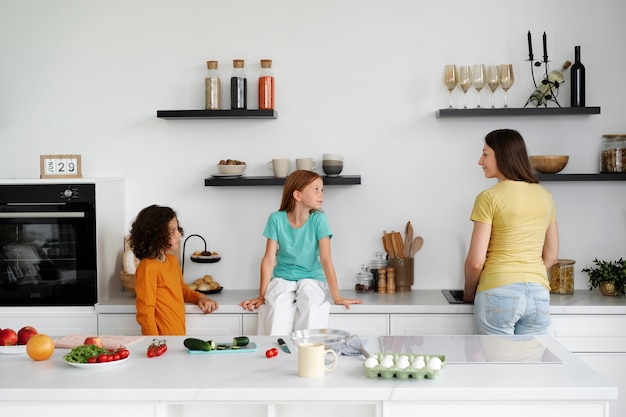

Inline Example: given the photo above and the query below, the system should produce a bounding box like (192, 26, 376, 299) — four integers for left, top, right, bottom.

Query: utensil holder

(387, 258, 414, 292)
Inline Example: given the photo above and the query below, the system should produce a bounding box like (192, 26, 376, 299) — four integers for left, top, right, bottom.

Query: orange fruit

(26, 334, 55, 361)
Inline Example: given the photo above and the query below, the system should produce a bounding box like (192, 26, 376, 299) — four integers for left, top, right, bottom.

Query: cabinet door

(0, 313, 97, 336)
(185, 314, 242, 336)
(577, 353, 626, 417)
(390, 314, 475, 335)
(549, 315, 626, 352)
(98, 314, 242, 336)
(241, 314, 389, 337)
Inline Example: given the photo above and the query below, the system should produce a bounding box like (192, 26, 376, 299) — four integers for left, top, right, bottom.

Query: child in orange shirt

(129, 205, 218, 335)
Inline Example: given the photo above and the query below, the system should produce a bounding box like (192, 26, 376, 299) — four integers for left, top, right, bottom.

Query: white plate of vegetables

(63, 344, 130, 369)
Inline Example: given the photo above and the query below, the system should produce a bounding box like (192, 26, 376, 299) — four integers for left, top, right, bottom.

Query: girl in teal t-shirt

(240, 170, 362, 335)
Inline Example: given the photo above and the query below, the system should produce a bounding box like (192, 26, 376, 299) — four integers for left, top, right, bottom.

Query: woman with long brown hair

(240, 170, 361, 335)
(464, 129, 559, 335)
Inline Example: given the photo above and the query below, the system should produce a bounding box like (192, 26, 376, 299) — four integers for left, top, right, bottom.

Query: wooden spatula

(404, 221, 413, 258)
(391, 231, 404, 259)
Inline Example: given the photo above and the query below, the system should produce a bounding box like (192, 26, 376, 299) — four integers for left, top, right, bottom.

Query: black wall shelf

(436, 107, 601, 118)
(157, 109, 278, 119)
(204, 175, 361, 187)
(536, 173, 626, 182)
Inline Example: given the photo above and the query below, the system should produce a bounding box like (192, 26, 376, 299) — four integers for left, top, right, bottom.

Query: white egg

(411, 358, 426, 369)
(383, 354, 394, 361)
(396, 358, 410, 370)
(399, 355, 409, 362)
(364, 357, 379, 368)
(427, 357, 443, 370)
(380, 357, 395, 368)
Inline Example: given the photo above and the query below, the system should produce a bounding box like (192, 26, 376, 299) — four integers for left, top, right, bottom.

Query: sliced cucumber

(233, 336, 250, 347)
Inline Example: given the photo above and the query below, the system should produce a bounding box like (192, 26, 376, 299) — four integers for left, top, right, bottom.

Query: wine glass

(459, 66, 471, 109)
(442, 65, 458, 108)
(486, 65, 500, 108)
(471, 64, 486, 108)
(500, 64, 514, 108)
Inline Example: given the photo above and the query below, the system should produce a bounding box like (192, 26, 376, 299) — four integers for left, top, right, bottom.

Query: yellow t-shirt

(135, 254, 200, 335)
(470, 180, 556, 292)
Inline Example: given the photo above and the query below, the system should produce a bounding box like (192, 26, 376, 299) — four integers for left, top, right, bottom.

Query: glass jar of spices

(600, 135, 626, 172)
(549, 259, 575, 295)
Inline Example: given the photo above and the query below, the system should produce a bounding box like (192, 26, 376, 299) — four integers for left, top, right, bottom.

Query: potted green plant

(581, 258, 626, 297)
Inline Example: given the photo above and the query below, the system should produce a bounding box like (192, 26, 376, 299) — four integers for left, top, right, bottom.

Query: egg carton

(363, 353, 446, 380)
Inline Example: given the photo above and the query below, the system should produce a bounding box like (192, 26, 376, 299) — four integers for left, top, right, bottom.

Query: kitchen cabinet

(390, 313, 475, 335)
(98, 313, 242, 336)
(205, 175, 361, 187)
(242, 313, 389, 338)
(549, 314, 626, 417)
(0, 308, 97, 335)
(156, 109, 277, 119)
(435, 107, 601, 118)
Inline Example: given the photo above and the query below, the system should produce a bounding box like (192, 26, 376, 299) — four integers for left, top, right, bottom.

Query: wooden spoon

(410, 236, 424, 257)
(404, 221, 413, 258)
(383, 231, 394, 258)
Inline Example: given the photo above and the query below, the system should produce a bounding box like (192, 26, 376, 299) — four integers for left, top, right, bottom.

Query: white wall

(1, 0, 625, 293)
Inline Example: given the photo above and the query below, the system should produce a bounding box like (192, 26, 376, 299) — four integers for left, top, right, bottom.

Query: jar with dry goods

(355, 264, 374, 293)
(205, 60, 221, 110)
(600, 134, 626, 172)
(549, 259, 575, 295)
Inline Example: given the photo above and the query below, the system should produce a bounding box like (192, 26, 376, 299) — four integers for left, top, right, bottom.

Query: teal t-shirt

(263, 210, 332, 281)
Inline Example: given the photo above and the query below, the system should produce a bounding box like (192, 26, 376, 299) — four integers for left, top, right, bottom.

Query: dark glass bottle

(570, 46, 585, 107)
(230, 59, 247, 110)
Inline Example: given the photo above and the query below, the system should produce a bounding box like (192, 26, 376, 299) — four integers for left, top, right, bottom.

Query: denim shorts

(474, 282, 551, 335)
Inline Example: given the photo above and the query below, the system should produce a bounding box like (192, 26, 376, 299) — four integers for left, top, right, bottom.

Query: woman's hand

(240, 297, 264, 311)
(197, 294, 218, 314)
(333, 296, 362, 309)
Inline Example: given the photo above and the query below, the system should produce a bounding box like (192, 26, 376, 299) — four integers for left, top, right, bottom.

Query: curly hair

(485, 129, 539, 183)
(129, 205, 183, 259)
(279, 170, 323, 212)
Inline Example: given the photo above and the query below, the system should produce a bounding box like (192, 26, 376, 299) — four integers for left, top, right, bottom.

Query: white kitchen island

(0, 335, 617, 417)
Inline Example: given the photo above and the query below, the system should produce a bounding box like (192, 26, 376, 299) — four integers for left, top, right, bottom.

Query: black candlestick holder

(524, 56, 564, 108)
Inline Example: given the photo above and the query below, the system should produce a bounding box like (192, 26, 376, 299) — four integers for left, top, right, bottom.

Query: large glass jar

(600, 134, 626, 172)
(549, 259, 575, 295)
(355, 265, 374, 293)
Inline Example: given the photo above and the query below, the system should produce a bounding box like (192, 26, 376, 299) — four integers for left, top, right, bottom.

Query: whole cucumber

(184, 338, 215, 351)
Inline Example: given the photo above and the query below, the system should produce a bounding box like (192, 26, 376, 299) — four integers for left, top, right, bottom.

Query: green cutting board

(187, 342, 258, 354)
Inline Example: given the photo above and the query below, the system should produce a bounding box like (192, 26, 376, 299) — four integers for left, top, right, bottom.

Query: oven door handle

(0, 212, 86, 218)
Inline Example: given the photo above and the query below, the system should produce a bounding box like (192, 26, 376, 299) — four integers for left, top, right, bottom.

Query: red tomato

(147, 348, 156, 358)
(88, 356, 97, 363)
(117, 349, 129, 359)
(112, 353, 121, 361)
(97, 353, 110, 363)
(265, 347, 279, 358)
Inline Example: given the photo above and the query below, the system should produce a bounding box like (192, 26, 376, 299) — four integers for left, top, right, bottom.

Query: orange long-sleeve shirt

(135, 254, 200, 335)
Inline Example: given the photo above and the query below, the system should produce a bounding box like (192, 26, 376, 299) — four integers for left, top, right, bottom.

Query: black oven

(0, 184, 97, 306)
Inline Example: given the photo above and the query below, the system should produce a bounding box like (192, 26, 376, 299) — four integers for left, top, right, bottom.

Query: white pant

(257, 278, 330, 335)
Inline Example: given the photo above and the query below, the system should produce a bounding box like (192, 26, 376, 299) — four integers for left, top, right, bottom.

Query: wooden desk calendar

(40, 154, 82, 179)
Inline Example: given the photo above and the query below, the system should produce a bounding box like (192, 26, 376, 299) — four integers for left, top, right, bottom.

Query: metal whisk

(343, 334, 371, 358)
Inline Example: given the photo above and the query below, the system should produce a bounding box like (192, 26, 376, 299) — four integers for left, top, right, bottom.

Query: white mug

(296, 158, 319, 171)
(267, 158, 289, 178)
(298, 343, 337, 378)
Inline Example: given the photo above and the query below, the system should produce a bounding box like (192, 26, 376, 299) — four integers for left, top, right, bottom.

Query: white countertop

(0, 335, 616, 404)
(96, 289, 626, 315)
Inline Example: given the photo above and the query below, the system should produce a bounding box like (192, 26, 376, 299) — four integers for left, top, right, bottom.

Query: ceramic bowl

(290, 328, 349, 354)
(322, 164, 343, 176)
(217, 163, 247, 175)
(529, 155, 569, 174)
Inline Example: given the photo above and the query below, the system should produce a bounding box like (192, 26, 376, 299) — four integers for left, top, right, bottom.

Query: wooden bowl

(529, 155, 569, 174)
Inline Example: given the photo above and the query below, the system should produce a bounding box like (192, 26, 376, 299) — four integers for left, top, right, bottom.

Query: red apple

(17, 326, 38, 345)
(0, 328, 18, 346)
(84, 336, 104, 348)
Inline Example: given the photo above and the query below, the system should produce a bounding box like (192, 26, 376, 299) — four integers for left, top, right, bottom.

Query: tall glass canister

(205, 60, 221, 110)
(258, 59, 274, 110)
(230, 59, 247, 110)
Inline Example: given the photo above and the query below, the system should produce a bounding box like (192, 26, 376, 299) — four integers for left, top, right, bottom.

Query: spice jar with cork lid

(205, 60, 221, 110)
(549, 259, 575, 295)
(600, 135, 626, 172)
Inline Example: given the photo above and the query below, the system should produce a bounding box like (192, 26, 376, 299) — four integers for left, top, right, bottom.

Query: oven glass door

(0, 204, 97, 306)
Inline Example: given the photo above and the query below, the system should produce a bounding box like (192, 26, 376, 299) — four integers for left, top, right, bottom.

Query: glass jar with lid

(600, 134, 626, 172)
(369, 251, 388, 292)
(549, 259, 575, 295)
(355, 264, 374, 293)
